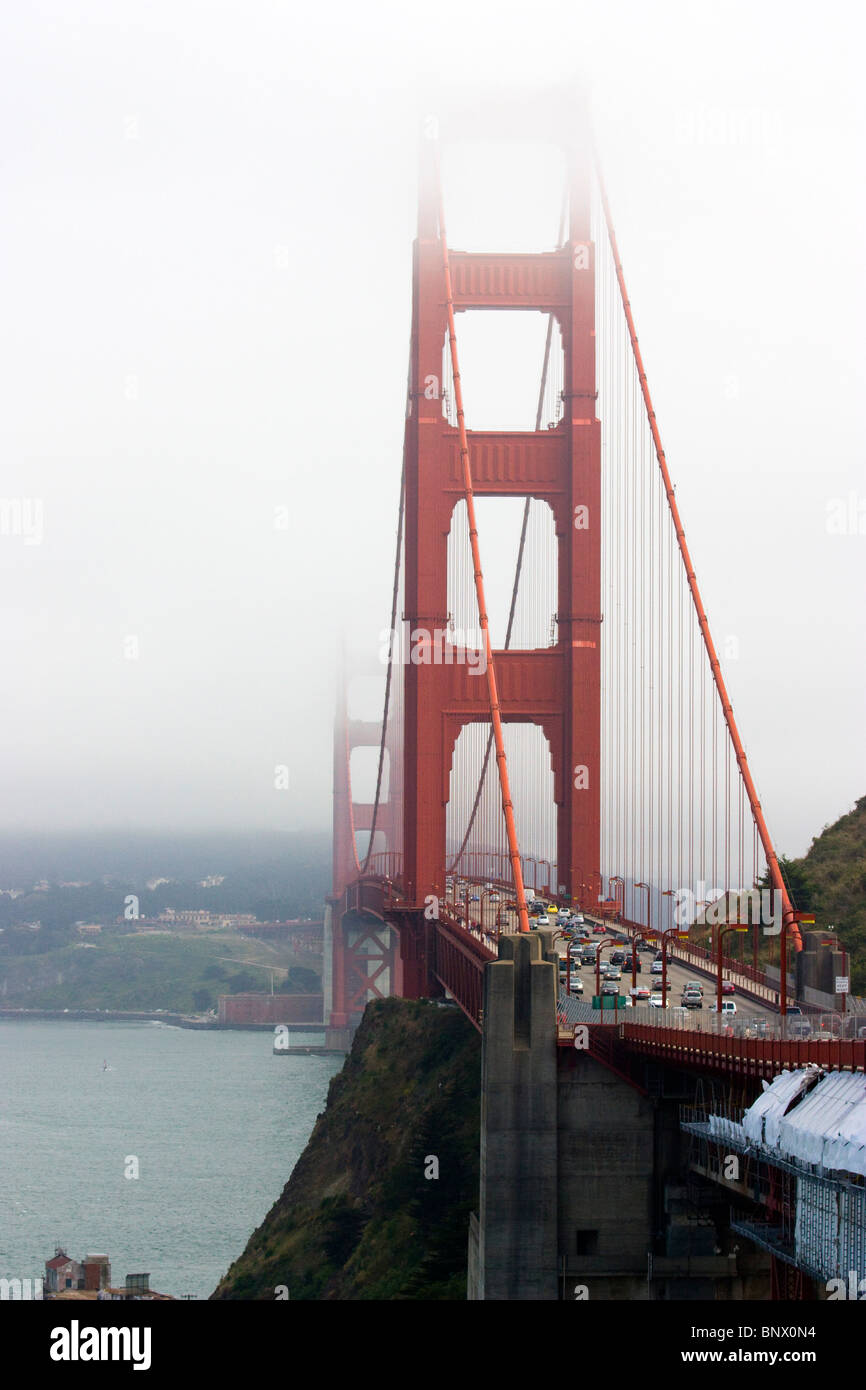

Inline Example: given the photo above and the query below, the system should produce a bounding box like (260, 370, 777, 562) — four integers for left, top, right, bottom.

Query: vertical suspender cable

(592, 151, 798, 951)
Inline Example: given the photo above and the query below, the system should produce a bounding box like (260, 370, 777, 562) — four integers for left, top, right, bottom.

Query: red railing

(621, 1021, 866, 1079)
(432, 914, 496, 1029)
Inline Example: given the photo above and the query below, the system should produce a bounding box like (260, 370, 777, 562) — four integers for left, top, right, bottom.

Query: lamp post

(717, 924, 749, 1015)
(523, 857, 538, 896)
(660, 925, 690, 1009)
(594, 938, 619, 1002)
(552, 929, 571, 997)
(693, 900, 710, 960)
(609, 876, 625, 924)
(633, 882, 651, 990)
(539, 860, 552, 898)
(634, 881, 651, 936)
(479, 886, 499, 935)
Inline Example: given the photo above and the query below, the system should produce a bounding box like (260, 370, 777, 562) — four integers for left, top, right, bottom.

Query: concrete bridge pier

(469, 929, 769, 1300)
(470, 929, 560, 1300)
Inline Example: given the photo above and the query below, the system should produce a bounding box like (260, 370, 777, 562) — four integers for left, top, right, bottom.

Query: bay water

(0, 1020, 341, 1299)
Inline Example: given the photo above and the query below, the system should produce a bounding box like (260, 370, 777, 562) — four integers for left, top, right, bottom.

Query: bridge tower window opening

(447, 721, 556, 898)
(447, 496, 558, 654)
(441, 311, 565, 433)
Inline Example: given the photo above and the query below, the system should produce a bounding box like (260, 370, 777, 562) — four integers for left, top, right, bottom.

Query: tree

(760, 855, 816, 912)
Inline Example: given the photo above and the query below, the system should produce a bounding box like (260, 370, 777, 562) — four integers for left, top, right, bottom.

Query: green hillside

(0, 929, 320, 1012)
(786, 794, 866, 993)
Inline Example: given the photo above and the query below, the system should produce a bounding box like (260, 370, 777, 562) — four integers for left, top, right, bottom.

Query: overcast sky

(1, 0, 863, 858)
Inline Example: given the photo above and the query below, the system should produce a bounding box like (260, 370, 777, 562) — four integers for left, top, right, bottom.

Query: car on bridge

(569, 977, 584, 995)
(786, 1017, 812, 1038)
(630, 986, 651, 1001)
(708, 1000, 737, 1016)
(600, 982, 620, 997)
(743, 1018, 770, 1038)
(721, 981, 736, 996)
(622, 955, 641, 973)
(681, 992, 702, 1010)
(651, 960, 664, 974)
(648, 994, 668, 1008)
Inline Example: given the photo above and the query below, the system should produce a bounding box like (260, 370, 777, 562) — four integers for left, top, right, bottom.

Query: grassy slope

(210, 997, 481, 1300)
(0, 930, 320, 1011)
(791, 793, 866, 993)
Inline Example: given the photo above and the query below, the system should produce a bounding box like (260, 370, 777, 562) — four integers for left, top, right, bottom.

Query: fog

(1, 0, 863, 857)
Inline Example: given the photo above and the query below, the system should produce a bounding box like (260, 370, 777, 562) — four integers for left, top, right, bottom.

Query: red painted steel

(620, 1021, 866, 1079)
(327, 118, 812, 1054)
(434, 150, 531, 934)
(401, 127, 602, 930)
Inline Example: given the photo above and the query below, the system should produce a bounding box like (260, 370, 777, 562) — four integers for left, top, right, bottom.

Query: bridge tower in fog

(325, 94, 807, 1039)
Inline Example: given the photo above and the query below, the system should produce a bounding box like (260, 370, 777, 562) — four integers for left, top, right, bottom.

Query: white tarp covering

(708, 1114, 745, 1146)
(740, 1068, 817, 1146)
(777, 1072, 866, 1176)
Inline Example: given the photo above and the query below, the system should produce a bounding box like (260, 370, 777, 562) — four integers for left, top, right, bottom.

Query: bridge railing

(557, 991, 866, 1045)
(364, 852, 403, 882)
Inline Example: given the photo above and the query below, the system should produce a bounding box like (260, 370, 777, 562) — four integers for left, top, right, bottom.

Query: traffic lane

(446, 898, 775, 1019)
(561, 946, 775, 1019)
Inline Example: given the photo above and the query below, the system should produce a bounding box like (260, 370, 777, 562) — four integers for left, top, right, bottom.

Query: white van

(709, 999, 737, 1016)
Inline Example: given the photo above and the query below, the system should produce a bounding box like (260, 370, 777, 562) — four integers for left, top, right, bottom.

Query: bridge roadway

(445, 886, 776, 1024)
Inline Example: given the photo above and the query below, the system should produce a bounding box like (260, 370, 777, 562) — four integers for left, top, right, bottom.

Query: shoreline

(0, 1006, 331, 1035)
(0, 1006, 214, 1029)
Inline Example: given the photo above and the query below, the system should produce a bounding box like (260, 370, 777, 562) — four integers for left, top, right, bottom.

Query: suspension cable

(591, 147, 799, 951)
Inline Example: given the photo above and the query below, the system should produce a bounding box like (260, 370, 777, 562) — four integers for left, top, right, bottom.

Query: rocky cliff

(211, 997, 481, 1299)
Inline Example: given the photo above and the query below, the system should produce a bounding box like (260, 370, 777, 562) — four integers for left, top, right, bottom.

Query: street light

(633, 882, 651, 989)
(717, 924, 749, 1016)
(539, 859, 552, 897)
(552, 929, 572, 996)
(609, 876, 625, 924)
(479, 886, 499, 932)
(660, 925, 690, 1007)
(594, 937, 620, 1002)
(634, 881, 651, 937)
